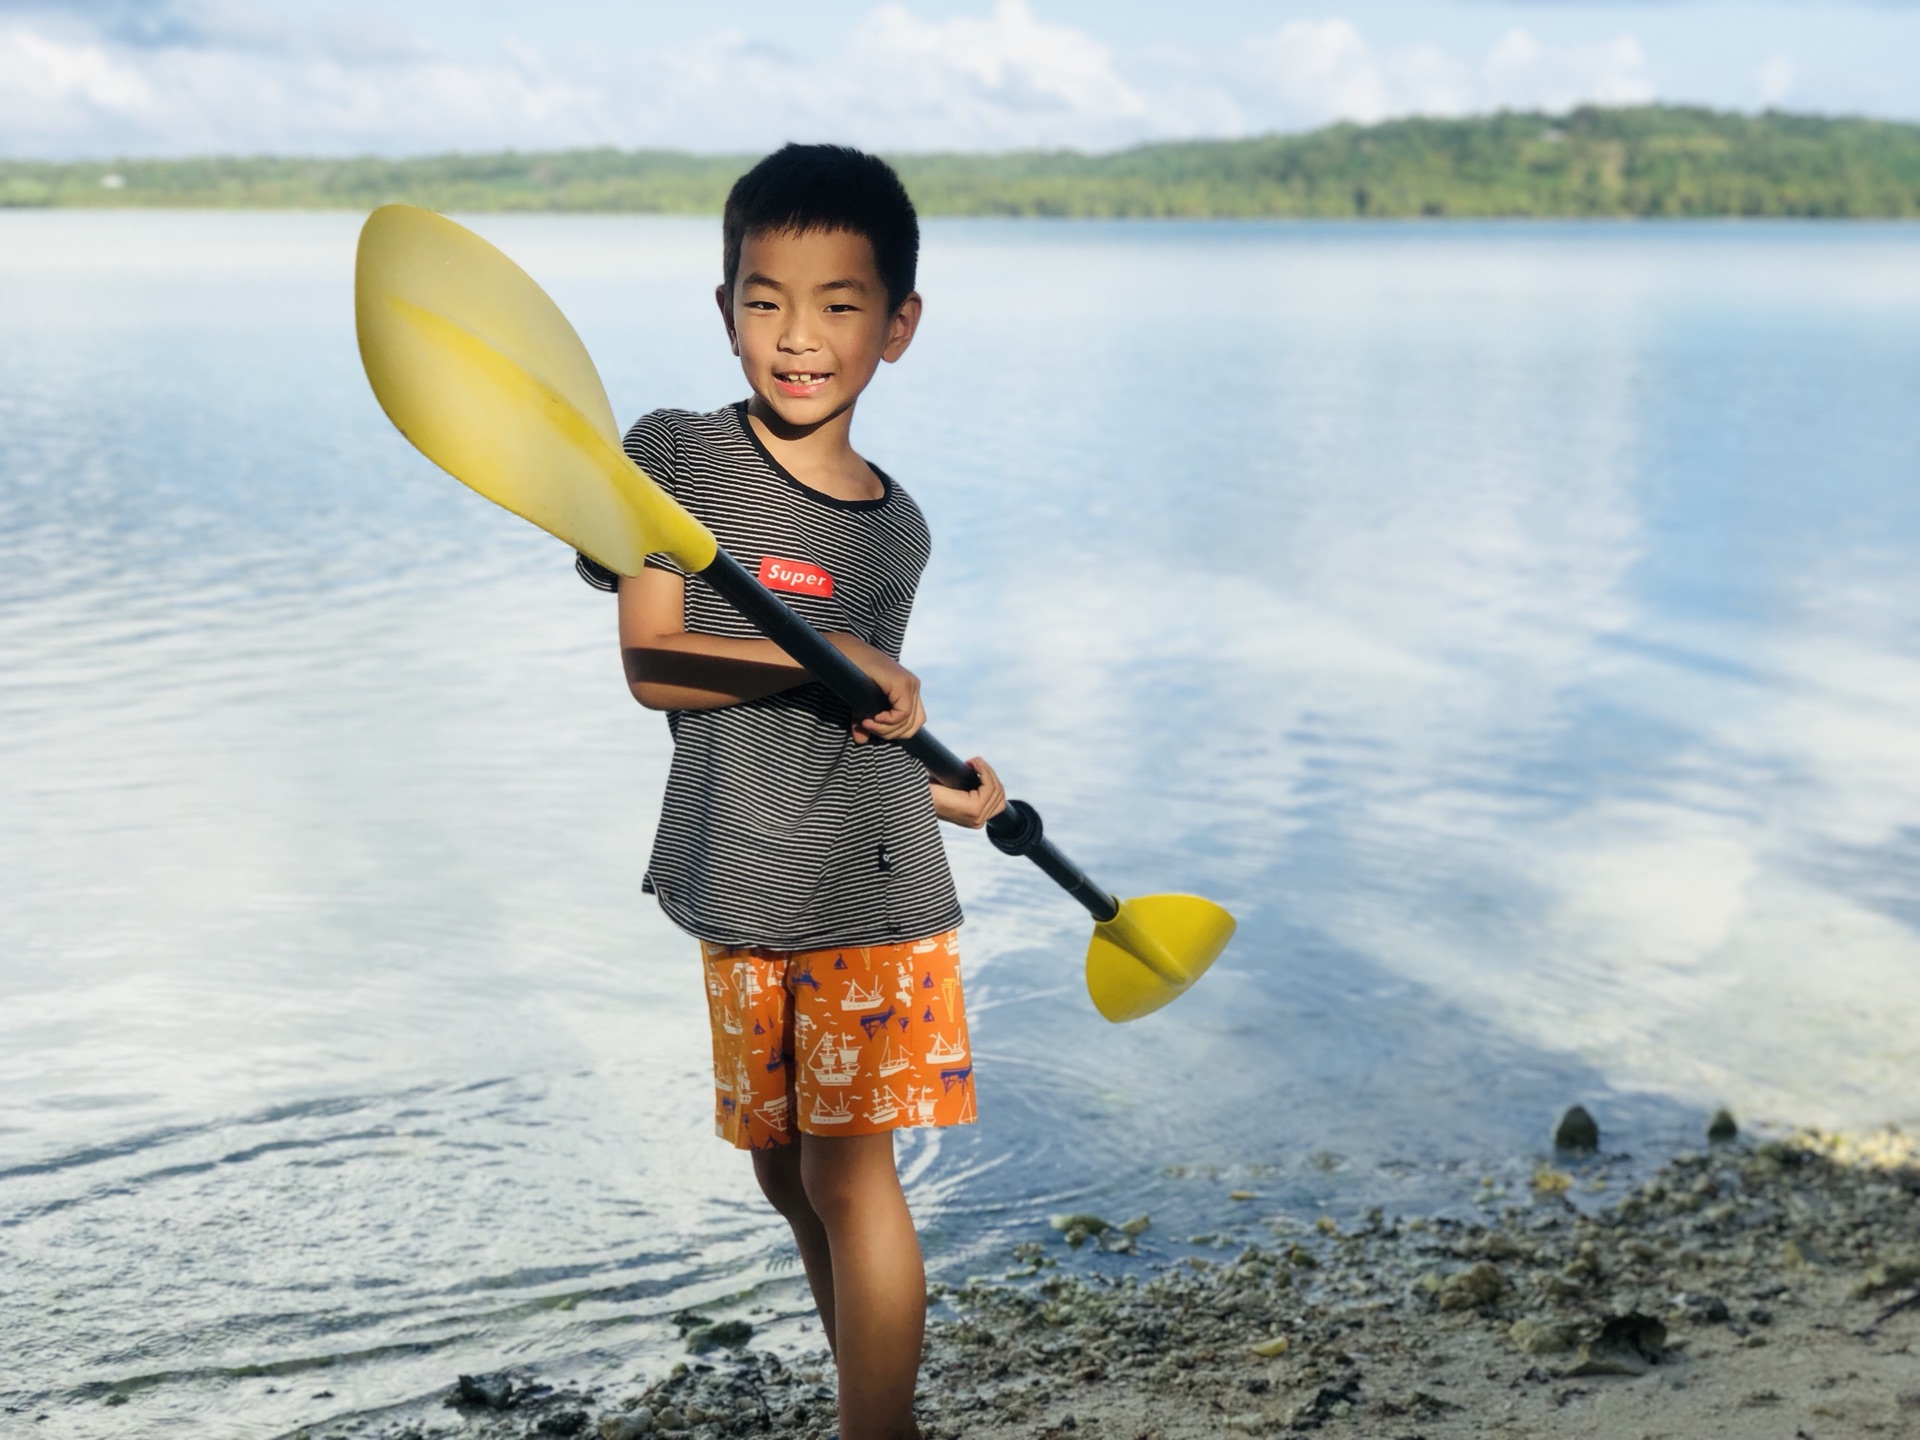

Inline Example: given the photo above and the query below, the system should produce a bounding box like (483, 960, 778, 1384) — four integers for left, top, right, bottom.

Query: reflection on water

(2, 212, 1917, 1436)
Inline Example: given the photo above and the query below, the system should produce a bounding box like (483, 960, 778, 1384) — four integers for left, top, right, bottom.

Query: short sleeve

(574, 551, 620, 591)
(627, 410, 689, 579)
(573, 409, 684, 592)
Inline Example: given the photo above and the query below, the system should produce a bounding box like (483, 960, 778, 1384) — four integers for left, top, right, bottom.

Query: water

(3, 212, 1917, 1436)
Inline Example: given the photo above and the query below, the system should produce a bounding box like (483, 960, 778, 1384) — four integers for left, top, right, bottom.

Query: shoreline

(297, 1118, 1920, 1440)
(7, 107, 1920, 221)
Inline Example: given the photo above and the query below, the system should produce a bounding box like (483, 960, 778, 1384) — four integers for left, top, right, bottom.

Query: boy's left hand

(930, 756, 1006, 829)
(828, 632, 926, 744)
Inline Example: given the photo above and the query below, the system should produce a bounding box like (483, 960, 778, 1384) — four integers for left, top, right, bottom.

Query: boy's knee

(752, 1143, 810, 1218)
(799, 1166, 861, 1225)
(798, 1134, 895, 1225)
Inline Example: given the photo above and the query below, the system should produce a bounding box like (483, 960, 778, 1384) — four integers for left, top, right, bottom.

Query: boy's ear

(715, 283, 739, 356)
(882, 291, 923, 365)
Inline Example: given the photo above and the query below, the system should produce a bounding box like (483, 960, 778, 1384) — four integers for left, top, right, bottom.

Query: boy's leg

(801, 1131, 925, 1440)
(750, 1134, 838, 1352)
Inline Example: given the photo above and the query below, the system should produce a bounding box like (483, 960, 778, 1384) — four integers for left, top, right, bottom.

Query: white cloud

(1, 1, 1668, 158)
(851, 0, 1147, 146)
(0, 27, 151, 142)
(1237, 20, 1468, 127)
(1481, 28, 1654, 111)
(0, 15, 617, 154)
(0, 0, 1162, 155)
(617, 0, 1156, 152)
(1756, 51, 1795, 107)
(1231, 21, 1653, 130)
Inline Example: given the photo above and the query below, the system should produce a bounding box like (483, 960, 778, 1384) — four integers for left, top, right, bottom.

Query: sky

(1, 0, 1917, 158)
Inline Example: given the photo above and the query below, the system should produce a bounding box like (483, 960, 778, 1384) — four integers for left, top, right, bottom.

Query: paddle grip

(698, 552, 1122, 923)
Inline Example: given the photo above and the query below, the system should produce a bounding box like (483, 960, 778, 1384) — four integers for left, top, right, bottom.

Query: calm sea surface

(3, 213, 1918, 1437)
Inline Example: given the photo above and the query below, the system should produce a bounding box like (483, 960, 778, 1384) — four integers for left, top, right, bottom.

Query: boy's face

(717, 226, 920, 431)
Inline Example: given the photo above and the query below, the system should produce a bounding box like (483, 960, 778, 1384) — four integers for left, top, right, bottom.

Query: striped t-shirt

(580, 402, 962, 951)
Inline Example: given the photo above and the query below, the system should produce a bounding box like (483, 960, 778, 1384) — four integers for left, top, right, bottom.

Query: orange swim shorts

(701, 930, 978, 1150)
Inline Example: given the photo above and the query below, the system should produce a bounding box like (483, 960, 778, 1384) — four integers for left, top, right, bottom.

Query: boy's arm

(619, 567, 926, 736)
(620, 566, 808, 709)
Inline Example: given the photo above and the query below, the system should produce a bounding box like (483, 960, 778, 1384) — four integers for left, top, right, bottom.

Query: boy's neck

(746, 395, 883, 503)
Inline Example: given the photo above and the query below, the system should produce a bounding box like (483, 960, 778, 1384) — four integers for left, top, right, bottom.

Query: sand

(298, 1124, 1920, 1440)
(905, 1126, 1920, 1440)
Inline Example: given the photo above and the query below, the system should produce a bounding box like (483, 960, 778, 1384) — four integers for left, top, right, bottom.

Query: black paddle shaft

(697, 550, 1121, 924)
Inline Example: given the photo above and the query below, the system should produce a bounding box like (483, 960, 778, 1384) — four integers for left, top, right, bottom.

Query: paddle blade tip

(348, 204, 718, 577)
(1086, 893, 1236, 1024)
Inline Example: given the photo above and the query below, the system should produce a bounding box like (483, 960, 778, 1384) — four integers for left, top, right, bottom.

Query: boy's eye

(824, 303, 858, 313)
(745, 300, 778, 311)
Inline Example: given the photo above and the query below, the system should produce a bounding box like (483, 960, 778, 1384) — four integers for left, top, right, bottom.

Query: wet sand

(906, 1125, 1920, 1440)
(300, 1124, 1920, 1440)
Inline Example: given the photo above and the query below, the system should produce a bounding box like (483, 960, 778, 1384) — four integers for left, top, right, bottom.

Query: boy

(577, 145, 1004, 1440)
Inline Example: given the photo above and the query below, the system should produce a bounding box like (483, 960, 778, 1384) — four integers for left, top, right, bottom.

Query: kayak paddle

(353, 204, 1234, 1022)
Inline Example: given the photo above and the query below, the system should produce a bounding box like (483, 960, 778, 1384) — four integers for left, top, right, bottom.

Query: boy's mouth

(774, 371, 832, 397)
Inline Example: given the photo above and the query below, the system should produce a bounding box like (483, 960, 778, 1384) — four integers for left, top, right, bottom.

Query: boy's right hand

(829, 633, 925, 744)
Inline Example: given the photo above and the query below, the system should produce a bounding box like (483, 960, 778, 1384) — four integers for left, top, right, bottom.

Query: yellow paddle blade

(1086, 894, 1237, 1023)
(354, 204, 717, 575)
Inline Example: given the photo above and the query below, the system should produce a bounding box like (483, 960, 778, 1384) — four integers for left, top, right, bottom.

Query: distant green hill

(6, 106, 1919, 218)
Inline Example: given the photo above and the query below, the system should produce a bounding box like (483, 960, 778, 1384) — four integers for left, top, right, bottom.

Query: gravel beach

(293, 1122, 1920, 1440)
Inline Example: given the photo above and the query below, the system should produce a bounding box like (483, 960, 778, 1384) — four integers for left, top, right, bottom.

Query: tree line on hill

(4, 107, 1918, 219)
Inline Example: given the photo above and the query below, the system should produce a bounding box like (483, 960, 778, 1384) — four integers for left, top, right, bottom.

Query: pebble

(453, 1373, 515, 1411)
(1554, 1105, 1601, 1153)
(1563, 1312, 1668, 1377)
(1531, 1165, 1573, 1195)
(1782, 1238, 1830, 1269)
(1852, 1258, 1920, 1298)
(1051, 1212, 1110, 1249)
(597, 1411, 652, 1440)
(684, 1320, 752, 1355)
(1508, 1318, 1580, 1356)
(1708, 1108, 1739, 1143)
(1049, 1213, 1110, 1234)
(1437, 1261, 1506, 1311)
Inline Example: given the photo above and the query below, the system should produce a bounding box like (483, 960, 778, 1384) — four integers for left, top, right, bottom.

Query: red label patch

(757, 555, 835, 598)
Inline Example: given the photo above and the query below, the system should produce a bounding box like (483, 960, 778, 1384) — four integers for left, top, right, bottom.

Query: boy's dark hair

(722, 144, 919, 313)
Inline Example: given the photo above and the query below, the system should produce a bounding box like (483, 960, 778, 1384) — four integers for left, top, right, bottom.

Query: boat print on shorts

(925, 1032, 967, 1065)
(701, 933, 977, 1150)
(877, 1031, 910, 1077)
(810, 1030, 860, 1087)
